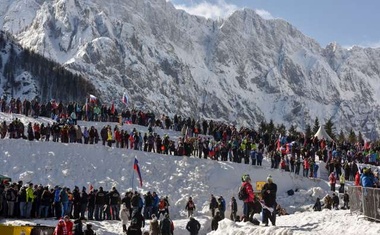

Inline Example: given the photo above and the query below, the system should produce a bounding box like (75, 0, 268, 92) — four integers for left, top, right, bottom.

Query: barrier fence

(348, 186, 380, 221)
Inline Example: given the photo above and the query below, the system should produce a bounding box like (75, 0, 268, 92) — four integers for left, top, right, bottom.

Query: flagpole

(131, 165, 135, 190)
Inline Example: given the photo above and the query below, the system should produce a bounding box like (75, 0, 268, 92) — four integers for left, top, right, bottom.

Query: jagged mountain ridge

(0, 0, 379, 138)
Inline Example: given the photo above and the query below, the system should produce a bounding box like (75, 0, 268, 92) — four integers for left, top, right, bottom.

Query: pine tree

(267, 119, 275, 134)
(288, 125, 298, 139)
(358, 131, 364, 145)
(305, 124, 312, 139)
(277, 124, 286, 136)
(258, 120, 267, 134)
(348, 129, 357, 144)
(312, 117, 320, 134)
(324, 118, 336, 140)
(337, 130, 346, 144)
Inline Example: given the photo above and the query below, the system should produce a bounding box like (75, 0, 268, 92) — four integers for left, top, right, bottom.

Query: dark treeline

(0, 30, 98, 104)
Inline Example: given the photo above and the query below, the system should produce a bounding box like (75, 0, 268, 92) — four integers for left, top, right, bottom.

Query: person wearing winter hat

(240, 174, 255, 222)
(149, 214, 160, 235)
(64, 215, 74, 235)
(84, 224, 96, 235)
(53, 219, 68, 235)
(261, 175, 277, 226)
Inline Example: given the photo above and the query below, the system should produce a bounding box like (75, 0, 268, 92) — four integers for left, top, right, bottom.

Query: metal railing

(348, 186, 380, 221)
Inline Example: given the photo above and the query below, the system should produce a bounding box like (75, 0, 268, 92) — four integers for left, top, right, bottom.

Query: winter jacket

(149, 219, 160, 235)
(211, 214, 222, 230)
(26, 187, 35, 202)
(160, 217, 172, 235)
(313, 199, 321, 211)
(261, 182, 277, 208)
(119, 204, 129, 225)
(361, 173, 375, 187)
(241, 182, 255, 203)
(329, 173, 336, 184)
(230, 198, 237, 212)
(73, 220, 84, 235)
(53, 220, 67, 235)
(185, 200, 196, 211)
(186, 218, 201, 235)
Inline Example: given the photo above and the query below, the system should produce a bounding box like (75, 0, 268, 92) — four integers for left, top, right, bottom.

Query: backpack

(187, 201, 194, 209)
(238, 186, 248, 201)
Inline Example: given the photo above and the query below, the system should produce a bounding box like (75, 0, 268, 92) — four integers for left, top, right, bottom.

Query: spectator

(261, 175, 277, 226)
(329, 172, 336, 192)
(313, 198, 322, 211)
(186, 216, 201, 235)
(185, 197, 196, 218)
(211, 211, 222, 231)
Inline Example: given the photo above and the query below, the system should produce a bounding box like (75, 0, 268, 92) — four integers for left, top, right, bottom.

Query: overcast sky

(169, 0, 380, 48)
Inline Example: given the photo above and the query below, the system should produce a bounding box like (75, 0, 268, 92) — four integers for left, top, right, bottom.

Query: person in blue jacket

(360, 168, 375, 187)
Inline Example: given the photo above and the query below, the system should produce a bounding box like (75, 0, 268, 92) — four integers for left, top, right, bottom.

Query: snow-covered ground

(0, 112, 379, 235)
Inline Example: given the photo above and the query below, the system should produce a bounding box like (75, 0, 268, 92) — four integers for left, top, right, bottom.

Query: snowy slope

(0, 0, 380, 138)
(0, 112, 379, 235)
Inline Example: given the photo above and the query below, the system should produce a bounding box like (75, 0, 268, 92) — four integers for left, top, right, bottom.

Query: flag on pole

(89, 94, 97, 103)
(111, 101, 115, 114)
(122, 92, 129, 105)
(133, 157, 143, 187)
(85, 97, 88, 113)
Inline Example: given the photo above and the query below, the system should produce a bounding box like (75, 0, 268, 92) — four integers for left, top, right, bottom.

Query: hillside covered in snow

(0, 0, 380, 138)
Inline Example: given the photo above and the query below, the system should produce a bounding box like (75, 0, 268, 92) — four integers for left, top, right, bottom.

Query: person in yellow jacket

(26, 183, 35, 218)
(107, 126, 113, 147)
(339, 173, 345, 193)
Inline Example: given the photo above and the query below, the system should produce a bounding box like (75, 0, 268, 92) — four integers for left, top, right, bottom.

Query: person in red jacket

(64, 215, 74, 235)
(241, 174, 255, 222)
(354, 171, 361, 186)
(329, 172, 337, 192)
(53, 219, 67, 235)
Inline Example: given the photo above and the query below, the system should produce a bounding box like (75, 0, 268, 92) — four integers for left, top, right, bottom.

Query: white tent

(314, 125, 333, 141)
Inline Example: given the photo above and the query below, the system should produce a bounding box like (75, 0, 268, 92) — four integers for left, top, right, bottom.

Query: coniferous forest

(0, 31, 98, 103)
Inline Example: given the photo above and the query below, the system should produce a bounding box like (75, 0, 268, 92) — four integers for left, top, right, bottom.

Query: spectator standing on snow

(211, 211, 222, 231)
(332, 193, 339, 209)
(209, 194, 218, 217)
(313, 198, 322, 211)
(185, 197, 196, 218)
(119, 203, 129, 233)
(261, 175, 277, 226)
(240, 174, 255, 222)
(217, 196, 226, 219)
(229, 196, 238, 221)
(343, 191, 350, 209)
(186, 216, 201, 235)
(149, 214, 160, 235)
(329, 172, 336, 192)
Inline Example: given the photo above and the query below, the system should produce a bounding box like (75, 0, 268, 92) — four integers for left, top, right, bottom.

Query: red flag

(133, 157, 143, 187)
(89, 184, 93, 193)
(111, 102, 115, 114)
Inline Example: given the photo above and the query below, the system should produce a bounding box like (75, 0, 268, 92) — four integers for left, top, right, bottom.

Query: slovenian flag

(122, 92, 129, 105)
(89, 94, 97, 103)
(133, 157, 143, 187)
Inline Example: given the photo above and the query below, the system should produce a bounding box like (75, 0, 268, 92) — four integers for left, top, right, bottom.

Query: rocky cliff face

(1, 0, 379, 138)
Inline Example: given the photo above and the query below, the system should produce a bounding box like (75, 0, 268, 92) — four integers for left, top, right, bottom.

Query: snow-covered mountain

(1, 0, 380, 137)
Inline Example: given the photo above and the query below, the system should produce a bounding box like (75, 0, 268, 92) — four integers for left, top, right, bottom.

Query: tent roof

(0, 174, 12, 183)
(314, 125, 333, 141)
